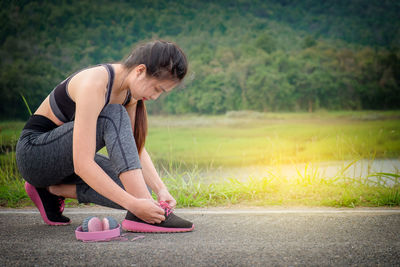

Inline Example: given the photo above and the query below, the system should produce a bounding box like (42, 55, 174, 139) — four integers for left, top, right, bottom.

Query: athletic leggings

(16, 104, 142, 209)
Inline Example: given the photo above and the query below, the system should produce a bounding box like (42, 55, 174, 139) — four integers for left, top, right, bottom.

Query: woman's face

(128, 65, 178, 101)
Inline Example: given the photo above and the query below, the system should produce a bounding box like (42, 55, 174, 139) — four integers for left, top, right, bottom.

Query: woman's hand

(156, 188, 177, 209)
(130, 198, 165, 224)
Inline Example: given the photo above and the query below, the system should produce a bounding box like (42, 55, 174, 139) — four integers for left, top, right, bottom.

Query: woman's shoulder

(73, 64, 109, 82)
(71, 64, 109, 87)
(67, 64, 110, 101)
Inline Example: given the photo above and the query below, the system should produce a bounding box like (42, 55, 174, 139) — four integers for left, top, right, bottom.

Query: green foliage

(1, 0, 400, 118)
(255, 32, 277, 54)
(302, 35, 317, 49)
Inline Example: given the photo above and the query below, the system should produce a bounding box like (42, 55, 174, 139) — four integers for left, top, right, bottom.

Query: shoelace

(82, 233, 145, 243)
(159, 201, 173, 216)
(58, 197, 65, 213)
(40, 188, 64, 215)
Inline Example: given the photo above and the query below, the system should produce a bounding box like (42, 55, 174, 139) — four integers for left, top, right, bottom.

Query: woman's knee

(100, 104, 129, 121)
(97, 104, 131, 132)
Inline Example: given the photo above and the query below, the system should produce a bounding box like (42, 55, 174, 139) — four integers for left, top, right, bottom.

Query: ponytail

(134, 100, 147, 154)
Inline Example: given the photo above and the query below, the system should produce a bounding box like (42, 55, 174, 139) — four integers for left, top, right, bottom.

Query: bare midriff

(34, 95, 65, 126)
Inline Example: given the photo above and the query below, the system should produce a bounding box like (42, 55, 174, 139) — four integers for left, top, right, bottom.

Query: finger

(144, 218, 153, 224)
(166, 201, 174, 209)
(157, 207, 165, 214)
(151, 218, 160, 224)
(171, 200, 177, 208)
(152, 215, 164, 224)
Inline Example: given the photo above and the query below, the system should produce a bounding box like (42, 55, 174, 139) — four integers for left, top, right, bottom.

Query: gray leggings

(16, 104, 142, 209)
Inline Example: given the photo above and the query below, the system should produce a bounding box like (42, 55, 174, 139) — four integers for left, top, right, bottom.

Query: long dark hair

(122, 40, 188, 154)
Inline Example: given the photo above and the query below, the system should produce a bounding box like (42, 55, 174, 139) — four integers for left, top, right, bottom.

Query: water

(200, 159, 400, 186)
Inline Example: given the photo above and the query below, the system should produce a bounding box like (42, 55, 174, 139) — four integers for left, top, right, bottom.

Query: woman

(16, 40, 194, 233)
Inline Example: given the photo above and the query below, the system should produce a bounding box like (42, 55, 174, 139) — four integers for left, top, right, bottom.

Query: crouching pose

(16, 40, 194, 232)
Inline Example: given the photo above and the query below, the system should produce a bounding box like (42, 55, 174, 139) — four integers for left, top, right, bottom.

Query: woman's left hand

(156, 188, 177, 209)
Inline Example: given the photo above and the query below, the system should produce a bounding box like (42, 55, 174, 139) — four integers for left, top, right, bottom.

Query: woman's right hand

(130, 198, 165, 224)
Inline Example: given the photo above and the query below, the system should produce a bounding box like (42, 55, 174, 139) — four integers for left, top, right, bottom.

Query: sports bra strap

(49, 64, 116, 123)
(122, 90, 131, 106)
(103, 64, 114, 107)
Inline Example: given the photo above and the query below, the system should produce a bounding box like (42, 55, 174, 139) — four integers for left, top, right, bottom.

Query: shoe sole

(24, 182, 70, 226)
(121, 219, 194, 233)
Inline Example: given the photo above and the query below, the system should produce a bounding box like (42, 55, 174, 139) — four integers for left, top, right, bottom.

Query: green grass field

(145, 110, 400, 169)
(1, 110, 399, 207)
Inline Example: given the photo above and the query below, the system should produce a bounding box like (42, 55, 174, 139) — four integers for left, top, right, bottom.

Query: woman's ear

(135, 64, 147, 76)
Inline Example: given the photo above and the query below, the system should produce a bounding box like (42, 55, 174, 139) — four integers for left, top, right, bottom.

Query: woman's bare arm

(140, 147, 177, 208)
(139, 147, 168, 193)
(72, 69, 136, 211)
(125, 102, 175, 207)
(71, 69, 164, 223)
(125, 102, 166, 192)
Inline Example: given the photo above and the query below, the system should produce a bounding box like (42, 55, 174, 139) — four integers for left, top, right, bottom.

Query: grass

(161, 162, 400, 208)
(0, 152, 29, 207)
(0, 110, 399, 208)
(0, 121, 25, 152)
(145, 110, 400, 169)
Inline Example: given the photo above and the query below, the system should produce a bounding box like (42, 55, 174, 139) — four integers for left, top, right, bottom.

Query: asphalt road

(0, 207, 399, 266)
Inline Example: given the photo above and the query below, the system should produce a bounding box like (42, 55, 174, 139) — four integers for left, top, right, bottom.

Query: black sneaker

(25, 182, 70, 225)
(122, 201, 194, 233)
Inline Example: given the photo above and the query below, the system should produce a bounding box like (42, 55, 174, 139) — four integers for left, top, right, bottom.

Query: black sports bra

(49, 64, 131, 123)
